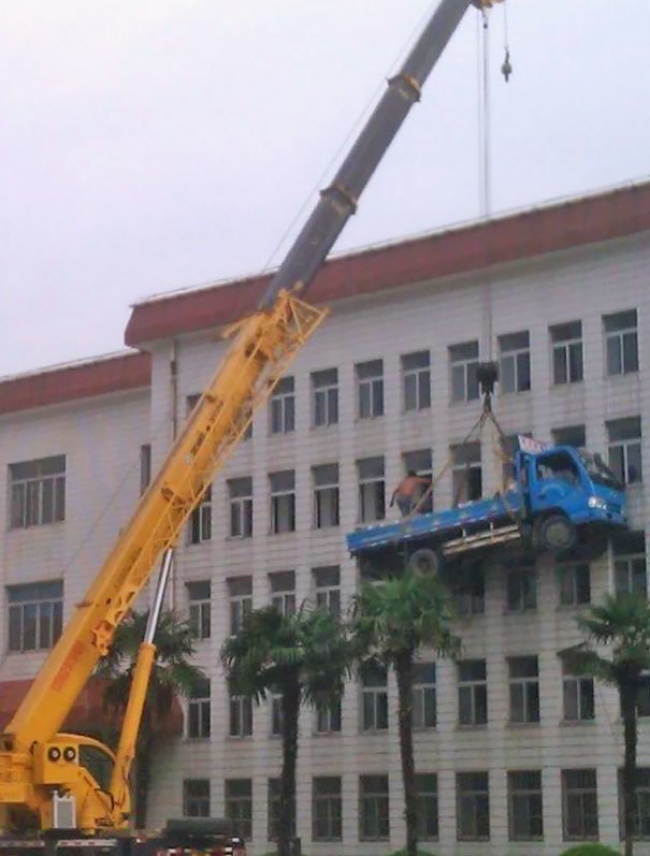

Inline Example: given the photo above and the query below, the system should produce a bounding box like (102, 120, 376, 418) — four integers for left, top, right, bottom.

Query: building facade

(2, 181, 650, 855)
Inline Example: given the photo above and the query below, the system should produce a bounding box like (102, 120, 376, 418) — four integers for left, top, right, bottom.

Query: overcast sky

(2, 1, 649, 377)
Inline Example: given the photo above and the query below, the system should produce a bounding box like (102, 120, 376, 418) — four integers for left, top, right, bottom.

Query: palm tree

(220, 604, 351, 856)
(351, 571, 460, 856)
(98, 609, 206, 828)
(561, 593, 650, 856)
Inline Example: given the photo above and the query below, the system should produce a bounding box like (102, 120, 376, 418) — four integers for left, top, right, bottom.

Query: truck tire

(533, 513, 576, 554)
(408, 547, 442, 576)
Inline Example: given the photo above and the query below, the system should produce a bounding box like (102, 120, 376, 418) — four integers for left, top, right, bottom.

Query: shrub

(559, 845, 621, 856)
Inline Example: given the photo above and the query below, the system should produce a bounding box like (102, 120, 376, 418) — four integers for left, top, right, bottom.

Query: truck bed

(346, 490, 520, 555)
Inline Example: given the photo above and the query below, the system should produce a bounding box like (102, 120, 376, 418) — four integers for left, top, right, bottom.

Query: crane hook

(501, 48, 512, 82)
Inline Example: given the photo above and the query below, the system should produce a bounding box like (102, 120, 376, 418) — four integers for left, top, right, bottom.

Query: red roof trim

(124, 182, 650, 347)
(0, 352, 151, 417)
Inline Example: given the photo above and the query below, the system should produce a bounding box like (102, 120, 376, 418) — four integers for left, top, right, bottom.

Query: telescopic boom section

(0, 0, 496, 831)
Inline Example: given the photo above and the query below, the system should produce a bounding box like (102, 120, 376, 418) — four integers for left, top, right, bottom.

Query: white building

(2, 180, 650, 856)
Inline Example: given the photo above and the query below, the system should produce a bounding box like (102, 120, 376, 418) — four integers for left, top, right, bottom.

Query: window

(312, 368, 339, 428)
(183, 779, 210, 817)
(413, 663, 436, 729)
(269, 570, 296, 616)
(187, 581, 211, 640)
(402, 449, 433, 513)
(499, 331, 531, 394)
(139, 444, 152, 494)
(451, 442, 482, 503)
(9, 455, 66, 529)
(508, 770, 543, 840)
(356, 359, 384, 419)
(228, 477, 253, 538)
(416, 774, 438, 840)
(614, 531, 647, 597)
(313, 566, 340, 618)
(228, 576, 252, 636)
(608, 417, 642, 484)
(552, 424, 586, 449)
(361, 662, 388, 731)
(313, 464, 339, 528)
(229, 693, 253, 737)
(188, 679, 211, 739)
(225, 779, 252, 840)
(450, 341, 480, 402)
(509, 656, 540, 724)
(559, 562, 591, 606)
(357, 456, 385, 523)
(506, 568, 537, 612)
(458, 660, 488, 725)
(188, 487, 212, 544)
(312, 777, 342, 842)
(268, 778, 295, 841)
(604, 309, 638, 376)
(562, 769, 598, 840)
(562, 663, 595, 722)
(315, 700, 342, 734)
(619, 768, 650, 839)
(457, 772, 490, 841)
(402, 350, 431, 411)
(551, 321, 583, 385)
(269, 470, 296, 533)
(450, 566, 485, 616)
(359, 775, 389, 841)
(7, 581, 63, 652)
(270, 376, 295, 434)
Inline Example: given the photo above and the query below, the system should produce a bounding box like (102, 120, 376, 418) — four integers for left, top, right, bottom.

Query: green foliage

(351, 571, 461, 666)
(559, 845, 621, 856)
(220, 604, 351, 710)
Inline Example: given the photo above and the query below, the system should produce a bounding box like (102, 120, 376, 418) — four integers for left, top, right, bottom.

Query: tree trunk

(621, 681, 638, 856)
(278, 681, 301, 856)
(395, 651, 418, 856)
(134, 729, 153, 830)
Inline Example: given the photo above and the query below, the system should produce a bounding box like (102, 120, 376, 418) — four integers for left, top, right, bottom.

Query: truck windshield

(578, 451, 622, 490)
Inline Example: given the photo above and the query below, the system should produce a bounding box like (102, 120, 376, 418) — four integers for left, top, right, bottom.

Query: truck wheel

(534, 513, 576, 554)
(408, 547, 442, 576)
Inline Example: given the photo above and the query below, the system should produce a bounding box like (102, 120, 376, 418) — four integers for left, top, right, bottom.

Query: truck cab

(516, 445, 626, 551)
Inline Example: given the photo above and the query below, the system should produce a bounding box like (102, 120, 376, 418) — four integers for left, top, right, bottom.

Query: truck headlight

(588, 496, 607, 510)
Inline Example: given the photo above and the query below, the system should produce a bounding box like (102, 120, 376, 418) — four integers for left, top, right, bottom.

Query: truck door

(527, 449, 585, 515)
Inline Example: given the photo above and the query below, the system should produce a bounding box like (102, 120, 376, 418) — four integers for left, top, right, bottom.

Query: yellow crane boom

(0, 0, 500, 836)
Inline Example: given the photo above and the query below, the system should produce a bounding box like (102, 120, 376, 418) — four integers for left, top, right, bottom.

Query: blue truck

(346, 440, 627, 574)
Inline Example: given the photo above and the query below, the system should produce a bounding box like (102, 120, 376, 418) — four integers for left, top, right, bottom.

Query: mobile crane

(0, 0, 502, 852)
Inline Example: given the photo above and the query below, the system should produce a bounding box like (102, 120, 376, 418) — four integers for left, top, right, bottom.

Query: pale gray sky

(2, 1, 649, 376)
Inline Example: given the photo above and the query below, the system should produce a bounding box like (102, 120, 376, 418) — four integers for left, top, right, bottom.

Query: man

(389, 470, 431, 517)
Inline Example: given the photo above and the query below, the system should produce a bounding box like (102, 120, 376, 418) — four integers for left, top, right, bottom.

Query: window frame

(562, 769, 599, 841)
(312, 776, 342, 842)
(508, 770, 543, 841)
(228, 477, 253, 539)
(269, 470, 296, 534)
(359, 774, 390, 842)
(401, 350, 432, 412)
(458, 660, 488, 726)
(7, 580, 64, 653)
(551, 321, 584, 385)
(269, 376, 295, 435)
(187, 486, 212, 545)
(9, 455, 66, 529)
(456, 771, 490, 842)
(188, 680, 211, 739)
(508, 656, 540, 724)
(361, 663, 389, 732)
(604, 309, 639, 377)
(449, 341, 480, 403)
(225, 778, 253, 840)
(311, 368, 339, 428)
(312, 464, 340, 529)
(228, 577, 253, 636)
(229, 693, 253, 738)
(313, 566, 341, 618)
(355, 359, 384, 419)
(183, 779, 210, 818)
(187, 580, 211, 640)
(558, 562, 591, 607)
(506, 568, 538, 612)
(608, 417, 642, 485)
(357, 456, 385, 523)
(499, 331, 531, 395)
(412, 663, 436, 729)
